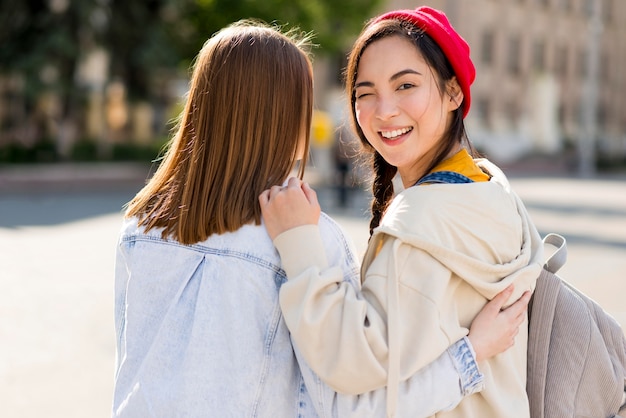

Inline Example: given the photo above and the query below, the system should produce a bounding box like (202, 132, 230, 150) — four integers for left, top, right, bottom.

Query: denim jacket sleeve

(296, 336, 484, 417)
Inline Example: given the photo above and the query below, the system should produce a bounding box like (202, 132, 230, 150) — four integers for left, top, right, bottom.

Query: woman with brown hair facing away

(260, 6, 542, 418)
(113, 19, 530, 418)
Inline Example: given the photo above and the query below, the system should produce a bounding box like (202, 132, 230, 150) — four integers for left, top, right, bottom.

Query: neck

(399, 143, 462, 188)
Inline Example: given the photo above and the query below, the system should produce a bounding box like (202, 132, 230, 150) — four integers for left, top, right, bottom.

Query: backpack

(526, 233, 626, 417)
(416, 170, 626, 415)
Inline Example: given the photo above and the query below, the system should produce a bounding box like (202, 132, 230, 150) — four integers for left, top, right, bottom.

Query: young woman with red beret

(260, 6, 542, 417)
(113, 19, 530, 418)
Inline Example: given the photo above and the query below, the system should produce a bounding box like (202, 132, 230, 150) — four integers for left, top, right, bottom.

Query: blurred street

(1, 162, 625, 418)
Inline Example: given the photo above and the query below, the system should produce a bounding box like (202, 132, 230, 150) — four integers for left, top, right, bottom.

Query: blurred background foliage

(0, 0, 382, 163)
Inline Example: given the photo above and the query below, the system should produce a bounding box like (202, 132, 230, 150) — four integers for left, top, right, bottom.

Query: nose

(375, 95, 399, 121)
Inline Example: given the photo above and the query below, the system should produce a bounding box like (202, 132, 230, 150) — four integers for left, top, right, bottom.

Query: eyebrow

(355, 69, 422, 89)
(391, 69, 422, 80)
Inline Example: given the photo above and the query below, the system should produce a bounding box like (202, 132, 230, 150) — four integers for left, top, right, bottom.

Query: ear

(446, 77, 464, 112)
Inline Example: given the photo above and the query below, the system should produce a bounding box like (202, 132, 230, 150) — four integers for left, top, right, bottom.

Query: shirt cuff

(273, 224, 329, 278)
(447, 336, 485, 396)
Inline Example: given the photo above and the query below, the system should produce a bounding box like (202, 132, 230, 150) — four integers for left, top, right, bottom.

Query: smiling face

(354, 35, 461, 187)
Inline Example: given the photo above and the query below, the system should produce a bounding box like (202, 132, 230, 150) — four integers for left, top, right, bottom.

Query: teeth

(381, 127, 412, 139)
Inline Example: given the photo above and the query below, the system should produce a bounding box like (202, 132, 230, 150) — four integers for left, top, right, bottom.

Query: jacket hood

(370, 159, 543, 301)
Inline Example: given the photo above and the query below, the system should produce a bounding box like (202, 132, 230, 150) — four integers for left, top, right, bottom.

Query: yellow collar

(429, 149, 490, 182)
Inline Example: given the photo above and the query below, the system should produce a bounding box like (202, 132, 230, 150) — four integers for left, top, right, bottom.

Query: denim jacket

(113, 213, 483, 417)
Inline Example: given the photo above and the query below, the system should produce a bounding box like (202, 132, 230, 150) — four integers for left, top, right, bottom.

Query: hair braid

(369, 152, 397, 237)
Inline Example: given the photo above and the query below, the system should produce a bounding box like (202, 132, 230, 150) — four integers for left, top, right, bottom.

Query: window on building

(558, 103, 566, 125)
(506, 99, 520, 126)
(481, 30, 494, 66)
(476, 97, 491, 127)
(574, 103, 582, 127)
(508, 36, 521, 76)
(600, 52, 609, 82)
(556, 45, 569, 77)
(577, 48, 588, 78)
(598, 103, 607, 126)
(538, 0, 551, 8)
(603, 0, 612, 24)
(533, 40, 546, 72)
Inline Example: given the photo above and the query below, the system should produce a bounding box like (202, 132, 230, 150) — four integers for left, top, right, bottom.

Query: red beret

(373, 6, 475, 118)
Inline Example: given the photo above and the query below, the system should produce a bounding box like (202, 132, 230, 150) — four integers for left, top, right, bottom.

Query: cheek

(354, 103, 370, 131)
(402, 92, 431, 120)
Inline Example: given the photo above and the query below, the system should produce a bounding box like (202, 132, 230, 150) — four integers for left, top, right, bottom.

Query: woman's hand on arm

(259, 177, 321, 240)
(468, 285, 532, 362)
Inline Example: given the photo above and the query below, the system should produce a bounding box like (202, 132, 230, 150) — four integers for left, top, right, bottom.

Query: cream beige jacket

(274, 160, 543, 417)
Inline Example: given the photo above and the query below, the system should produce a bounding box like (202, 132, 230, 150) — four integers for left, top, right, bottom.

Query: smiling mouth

(380, 127, 413, 139)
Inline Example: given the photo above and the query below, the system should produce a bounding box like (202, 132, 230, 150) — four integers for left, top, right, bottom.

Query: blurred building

(315, 0, 626, 167)
(3, 0, 624, 171)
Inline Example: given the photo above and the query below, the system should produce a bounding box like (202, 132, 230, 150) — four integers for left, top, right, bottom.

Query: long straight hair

(345, 19, 476, 236)
(126, 21, 314, 244)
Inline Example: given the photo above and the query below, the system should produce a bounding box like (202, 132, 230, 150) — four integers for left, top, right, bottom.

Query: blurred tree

(0, 0, 98, 151)
(0, 0, 95, 101)
(103, 0, 384, 100)
(173, 0, 383, 66)
(105, 0, 180, 101)
(0, 0, 382, 160)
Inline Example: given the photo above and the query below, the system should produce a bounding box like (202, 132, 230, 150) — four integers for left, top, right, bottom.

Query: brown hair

(125, 21, 314, 244)
(345, 19, 476, 236)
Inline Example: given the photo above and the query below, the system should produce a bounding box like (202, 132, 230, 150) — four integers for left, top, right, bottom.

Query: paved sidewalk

(0, 162, 153, 193)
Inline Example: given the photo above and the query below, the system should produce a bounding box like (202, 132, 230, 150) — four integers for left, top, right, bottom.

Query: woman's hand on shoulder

(259, 177, 321, 240)
(468, 285, 532, 362)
